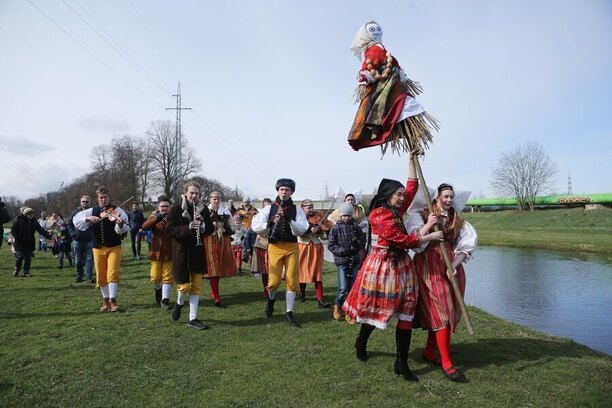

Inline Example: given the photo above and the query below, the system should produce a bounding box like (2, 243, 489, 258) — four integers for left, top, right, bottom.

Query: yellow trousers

(268, 241, 299, 292)
(93, 245, 121, 287)
(150, 260, 173, 285)
(177, 273, 202, 295)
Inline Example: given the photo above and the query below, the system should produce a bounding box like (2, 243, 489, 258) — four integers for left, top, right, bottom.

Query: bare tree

(192, 175, 242, 202)
(146, 120, 201, 201)
(490, 142, 558, 211)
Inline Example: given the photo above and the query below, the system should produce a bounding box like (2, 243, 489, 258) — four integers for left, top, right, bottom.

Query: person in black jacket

(11, 207, 52, 277)
(67, 195, 94, 283)
(327, 202, 366, 322)
(128, 202, 145, 260)
(0, 197, 12, 248)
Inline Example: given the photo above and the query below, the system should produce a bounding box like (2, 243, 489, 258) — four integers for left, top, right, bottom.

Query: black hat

(275, 178, 296, 192)
(369, 178, 404, 210)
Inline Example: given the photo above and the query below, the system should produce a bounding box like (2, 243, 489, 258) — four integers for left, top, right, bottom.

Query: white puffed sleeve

(405, 212, 430, 253)
(290, 206, 309, 237)
(454, 221, 478, 259)
(251, 206, 271, 236)
(114, 207, 130, 235)
(73, 208, 94, 231)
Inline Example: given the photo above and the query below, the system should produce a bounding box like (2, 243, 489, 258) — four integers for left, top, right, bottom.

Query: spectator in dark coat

(128, 202, 145, 260)
(11, 207, 52, 277)
(0, 197, 12, 248)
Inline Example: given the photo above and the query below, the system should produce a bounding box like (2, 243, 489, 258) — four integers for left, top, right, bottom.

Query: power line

(26, 0, 166, 109)
(71, 0, 174, 96)
(128, 0, 179, 83)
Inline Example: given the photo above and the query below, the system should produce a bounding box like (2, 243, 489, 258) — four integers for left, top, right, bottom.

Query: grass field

(462, 207, 612, 255)
(0, 241, 610, 407)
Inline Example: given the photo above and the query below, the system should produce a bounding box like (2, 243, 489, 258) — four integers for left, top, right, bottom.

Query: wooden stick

(411, 154, 475, 335)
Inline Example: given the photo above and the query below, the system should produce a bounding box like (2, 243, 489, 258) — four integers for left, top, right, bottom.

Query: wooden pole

(411, 154, 475, 335)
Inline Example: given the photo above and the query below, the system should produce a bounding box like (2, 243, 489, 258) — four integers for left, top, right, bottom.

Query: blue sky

(1, 0, 610, 201)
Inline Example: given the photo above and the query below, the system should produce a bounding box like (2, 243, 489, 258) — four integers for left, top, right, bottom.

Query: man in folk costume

(203, 191, 237, 308)
(73, 186, 130, 312)
(251, 179, 309, 327)
(236, 196, 258, 265)
(141, 195, 174, 309)
(166, 181, 214, 330)
(250, 198, 272, 298)
(348, 21, 438, 155)
(297, 199, 331, 308)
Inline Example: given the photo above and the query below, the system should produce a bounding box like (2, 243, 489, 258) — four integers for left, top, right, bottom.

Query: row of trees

(2, 120, 242, 219)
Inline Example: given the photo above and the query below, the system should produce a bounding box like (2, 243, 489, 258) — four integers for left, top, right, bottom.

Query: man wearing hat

(252, 178, 309, 326)
(11, 207, 52, 277)
(298, 199, 331, 308)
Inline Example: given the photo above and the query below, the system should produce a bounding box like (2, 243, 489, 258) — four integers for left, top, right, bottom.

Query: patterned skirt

(203, 235, 237, 278)
(298, 242, 324, 284)
(250, 247, 268, 275)
(413, 244, 466, 332)
(343, 247, 417, 330)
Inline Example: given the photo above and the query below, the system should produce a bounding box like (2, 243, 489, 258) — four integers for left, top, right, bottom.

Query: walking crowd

(1, 156, 476, 382)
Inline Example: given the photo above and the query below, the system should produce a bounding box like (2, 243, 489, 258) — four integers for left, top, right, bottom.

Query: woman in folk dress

(406, 183, 477, 382)
(343, 150, 443, 382)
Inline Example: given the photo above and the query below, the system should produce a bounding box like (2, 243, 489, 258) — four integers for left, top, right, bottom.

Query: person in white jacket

(251, 178, 308, 327)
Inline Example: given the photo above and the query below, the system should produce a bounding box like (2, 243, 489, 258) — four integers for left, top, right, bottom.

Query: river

(464, 246, 612, 355)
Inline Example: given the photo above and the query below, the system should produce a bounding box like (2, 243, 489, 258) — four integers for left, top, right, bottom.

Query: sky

(1, 0, 611, 202)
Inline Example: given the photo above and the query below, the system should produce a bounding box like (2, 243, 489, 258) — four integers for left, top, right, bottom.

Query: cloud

(0, 135, 54, 156)
(78, 117, 131, 134)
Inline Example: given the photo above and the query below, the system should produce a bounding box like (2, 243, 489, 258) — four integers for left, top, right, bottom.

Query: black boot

(155, 288, 162, 304)
(394, 328, 419, 382)
(264, 297, 275, 318)
(354, 324, 375, 362)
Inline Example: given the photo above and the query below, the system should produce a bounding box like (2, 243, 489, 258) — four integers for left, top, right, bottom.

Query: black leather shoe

(265, 298, 275, 317)
(285, 312, 301, 328)
(317, 300, 331, 308)
(171, 303, 184, 321)
(75, 277, 84, 283)
(355, 337, 368, 362)
(298, 293, 306, 303)
(187, 319, 209, 330)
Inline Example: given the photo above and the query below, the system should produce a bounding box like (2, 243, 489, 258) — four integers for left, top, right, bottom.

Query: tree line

(2, 120, 243, 219)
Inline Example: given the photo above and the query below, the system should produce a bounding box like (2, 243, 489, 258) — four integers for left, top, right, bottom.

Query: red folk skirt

(343, 247, 417, 330)
(413, 243, 466, 332)
(203, 235, 237, 278)
(298, 242, 324, 284)
(250, 247, 268, 275)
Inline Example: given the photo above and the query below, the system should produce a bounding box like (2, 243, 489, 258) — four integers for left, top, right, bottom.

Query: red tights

(424, 327, 453, 369)
(299, 281, 324, 301)
(209, 277, 220, 302)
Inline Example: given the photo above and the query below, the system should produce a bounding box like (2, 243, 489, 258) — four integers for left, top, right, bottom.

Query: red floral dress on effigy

(342, 179, 423, 329)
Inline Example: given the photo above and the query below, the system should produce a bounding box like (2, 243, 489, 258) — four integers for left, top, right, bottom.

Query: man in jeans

(67, 195, 94, 283)
(128, 202, 145, 260)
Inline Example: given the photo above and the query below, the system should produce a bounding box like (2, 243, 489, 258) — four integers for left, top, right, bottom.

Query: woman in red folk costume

(406, 183, 477, 382)
(203, 191, 238, 307)
(343, 150, 443, 382)
(348, 21, 438, 155)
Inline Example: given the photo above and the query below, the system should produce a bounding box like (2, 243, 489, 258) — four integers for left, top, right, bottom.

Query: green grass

(0, 242, 610, 407)
(463, 207, 612, 255)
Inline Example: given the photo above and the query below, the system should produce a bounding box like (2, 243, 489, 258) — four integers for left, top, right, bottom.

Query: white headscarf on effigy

(350, 21, 382, 60)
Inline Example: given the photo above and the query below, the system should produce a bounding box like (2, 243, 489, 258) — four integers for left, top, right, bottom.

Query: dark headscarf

(369, 178, 404, 211)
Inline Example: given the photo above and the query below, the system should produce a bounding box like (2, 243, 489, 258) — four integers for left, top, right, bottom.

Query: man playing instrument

(297, 199, 331, 308)
(166, 180, 214, 330)
(236, 196, 258, 266)
(73, 186, 130, 312)
(141, 195, 174, 309)
(252, 179, 309, 327)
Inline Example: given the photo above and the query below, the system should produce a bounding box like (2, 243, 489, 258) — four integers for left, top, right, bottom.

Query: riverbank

(0, 244, 610, 407)
(462, 207, 612, 255)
